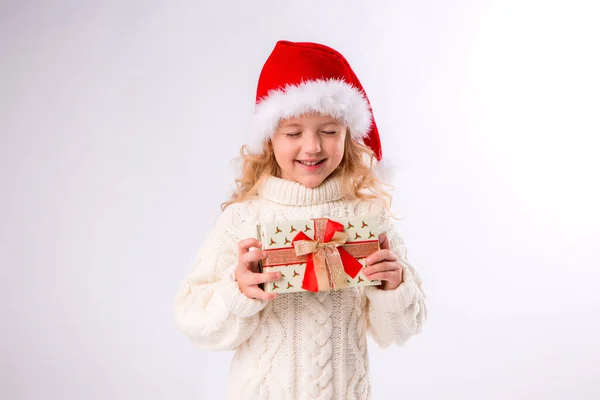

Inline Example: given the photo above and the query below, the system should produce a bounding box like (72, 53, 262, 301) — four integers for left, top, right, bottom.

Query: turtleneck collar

(257, 175, 344, 206)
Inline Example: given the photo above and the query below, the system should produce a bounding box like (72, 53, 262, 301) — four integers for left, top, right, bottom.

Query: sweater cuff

(365, 275, 419, 314)
(214, 266, 268, 318)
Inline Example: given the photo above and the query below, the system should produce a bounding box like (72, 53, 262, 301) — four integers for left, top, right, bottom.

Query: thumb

(378, 232, 390, 250)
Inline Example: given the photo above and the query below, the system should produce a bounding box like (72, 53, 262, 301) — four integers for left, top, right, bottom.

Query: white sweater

(174, 176, 427, 400)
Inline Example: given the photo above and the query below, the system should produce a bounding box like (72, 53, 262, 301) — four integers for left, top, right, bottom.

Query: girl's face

(271, 112, 346, 188)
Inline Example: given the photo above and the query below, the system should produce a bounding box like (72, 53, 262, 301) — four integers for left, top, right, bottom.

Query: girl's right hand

(235, 238, 281, 301)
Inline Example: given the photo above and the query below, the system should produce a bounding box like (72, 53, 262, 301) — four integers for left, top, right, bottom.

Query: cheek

(272, 141, 296, 163)
(328, 137, 346, 160)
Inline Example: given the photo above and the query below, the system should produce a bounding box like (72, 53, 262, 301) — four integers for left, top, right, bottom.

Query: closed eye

(285, 132, 301, 137)
(322, 131, 337, 135)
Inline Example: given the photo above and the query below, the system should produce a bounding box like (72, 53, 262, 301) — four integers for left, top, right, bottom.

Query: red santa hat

(247, 40, 383, 162)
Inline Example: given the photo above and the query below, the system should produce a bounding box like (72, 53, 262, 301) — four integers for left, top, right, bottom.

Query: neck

(257, 175, 344, 206)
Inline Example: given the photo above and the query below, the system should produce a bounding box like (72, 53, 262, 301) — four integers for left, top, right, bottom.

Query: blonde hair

(221, 131, 395, 215)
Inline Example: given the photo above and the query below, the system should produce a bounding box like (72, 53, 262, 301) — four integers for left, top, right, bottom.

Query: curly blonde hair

(221, 131, 395, 213)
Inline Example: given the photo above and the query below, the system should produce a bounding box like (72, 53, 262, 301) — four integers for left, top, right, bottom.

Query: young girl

(174, 40, 427, 400)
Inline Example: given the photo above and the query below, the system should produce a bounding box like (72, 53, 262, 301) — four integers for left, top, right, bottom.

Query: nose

(302, 132, 322, 154)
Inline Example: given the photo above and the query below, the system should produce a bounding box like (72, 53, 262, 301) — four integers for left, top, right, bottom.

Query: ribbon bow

(292, 218, 363, 292)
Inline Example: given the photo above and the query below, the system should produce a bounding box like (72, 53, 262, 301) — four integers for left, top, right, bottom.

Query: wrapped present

(257, 216, 381, 293)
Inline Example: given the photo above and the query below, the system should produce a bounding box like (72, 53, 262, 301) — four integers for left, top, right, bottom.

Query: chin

(297, 175, 327, 188)
(280, 163, 336, 187)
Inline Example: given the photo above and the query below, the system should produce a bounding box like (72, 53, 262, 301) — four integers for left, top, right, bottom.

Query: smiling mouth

(296, 159, 326, 166)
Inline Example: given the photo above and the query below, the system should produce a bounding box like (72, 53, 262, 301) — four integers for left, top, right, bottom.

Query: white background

(2, 0, 599, 399)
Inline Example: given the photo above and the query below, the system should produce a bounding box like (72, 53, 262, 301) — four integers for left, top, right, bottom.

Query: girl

(174, 40, 427, 400)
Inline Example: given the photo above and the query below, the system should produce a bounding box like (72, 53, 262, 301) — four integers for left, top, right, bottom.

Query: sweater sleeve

(364, 204, 428, 348)
(174, 204, 267, 351)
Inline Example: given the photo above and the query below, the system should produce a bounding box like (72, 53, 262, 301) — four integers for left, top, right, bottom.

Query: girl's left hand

(363, 233, 403, 291)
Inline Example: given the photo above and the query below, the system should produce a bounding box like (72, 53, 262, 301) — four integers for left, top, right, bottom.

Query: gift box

(257, 216, 381, 293)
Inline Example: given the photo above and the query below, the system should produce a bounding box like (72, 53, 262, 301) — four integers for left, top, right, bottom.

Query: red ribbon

(292, 218, 363, 292)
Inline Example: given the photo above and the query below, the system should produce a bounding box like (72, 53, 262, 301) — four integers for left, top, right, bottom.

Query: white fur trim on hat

(246, 78, 373, 154)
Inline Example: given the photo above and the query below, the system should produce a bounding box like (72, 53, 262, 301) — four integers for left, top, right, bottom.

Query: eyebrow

(279, 120, 340, 128)
(280, 123, 303, 128)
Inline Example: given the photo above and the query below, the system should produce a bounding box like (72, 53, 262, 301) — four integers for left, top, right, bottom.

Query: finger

(237, 270, 282, 287)
(366, 271, 398, 282)
(363, 261, 399, 276)
(365, 249, 397, 266)
(239, 249, 267, 266)
(379, 232, 390, 250)
(250, 271, 282, 286)
(244, 286, 278, 301)
(238, 238, 262, 255)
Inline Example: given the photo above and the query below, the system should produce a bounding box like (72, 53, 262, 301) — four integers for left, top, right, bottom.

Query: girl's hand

(235, 238, 281, 301)
(363, 233, 403, 291)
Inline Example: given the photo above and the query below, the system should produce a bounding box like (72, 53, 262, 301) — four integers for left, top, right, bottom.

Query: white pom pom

(373, 158, 399, 184)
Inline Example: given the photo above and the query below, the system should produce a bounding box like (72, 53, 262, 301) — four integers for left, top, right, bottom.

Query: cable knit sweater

(174, 176, 427, 400)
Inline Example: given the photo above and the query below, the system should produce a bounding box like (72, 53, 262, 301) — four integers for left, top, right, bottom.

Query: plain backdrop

(2, 0, 599, 399)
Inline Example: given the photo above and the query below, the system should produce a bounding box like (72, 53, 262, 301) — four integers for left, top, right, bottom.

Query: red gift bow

(292, 218, 363, 292)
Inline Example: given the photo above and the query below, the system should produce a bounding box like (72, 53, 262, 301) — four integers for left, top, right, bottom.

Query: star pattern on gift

(290, 225, 297, 233)
(293, 270, 300, 277)
(347, 222, 354, 229)
(368, 231, 375, 238)
(361, 220, 368, 228)
(272, 283, 279, 290)
(284, 238, 291, 245)
(287, 282, 294, 289)
(275, 226, 282, 234)
(270, 238, 277, 246)
(304, 224, 312, 232)
(354, 232, 361, 239)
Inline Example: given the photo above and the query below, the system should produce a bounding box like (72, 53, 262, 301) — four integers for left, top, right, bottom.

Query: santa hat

(246, 40, 383, 163)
